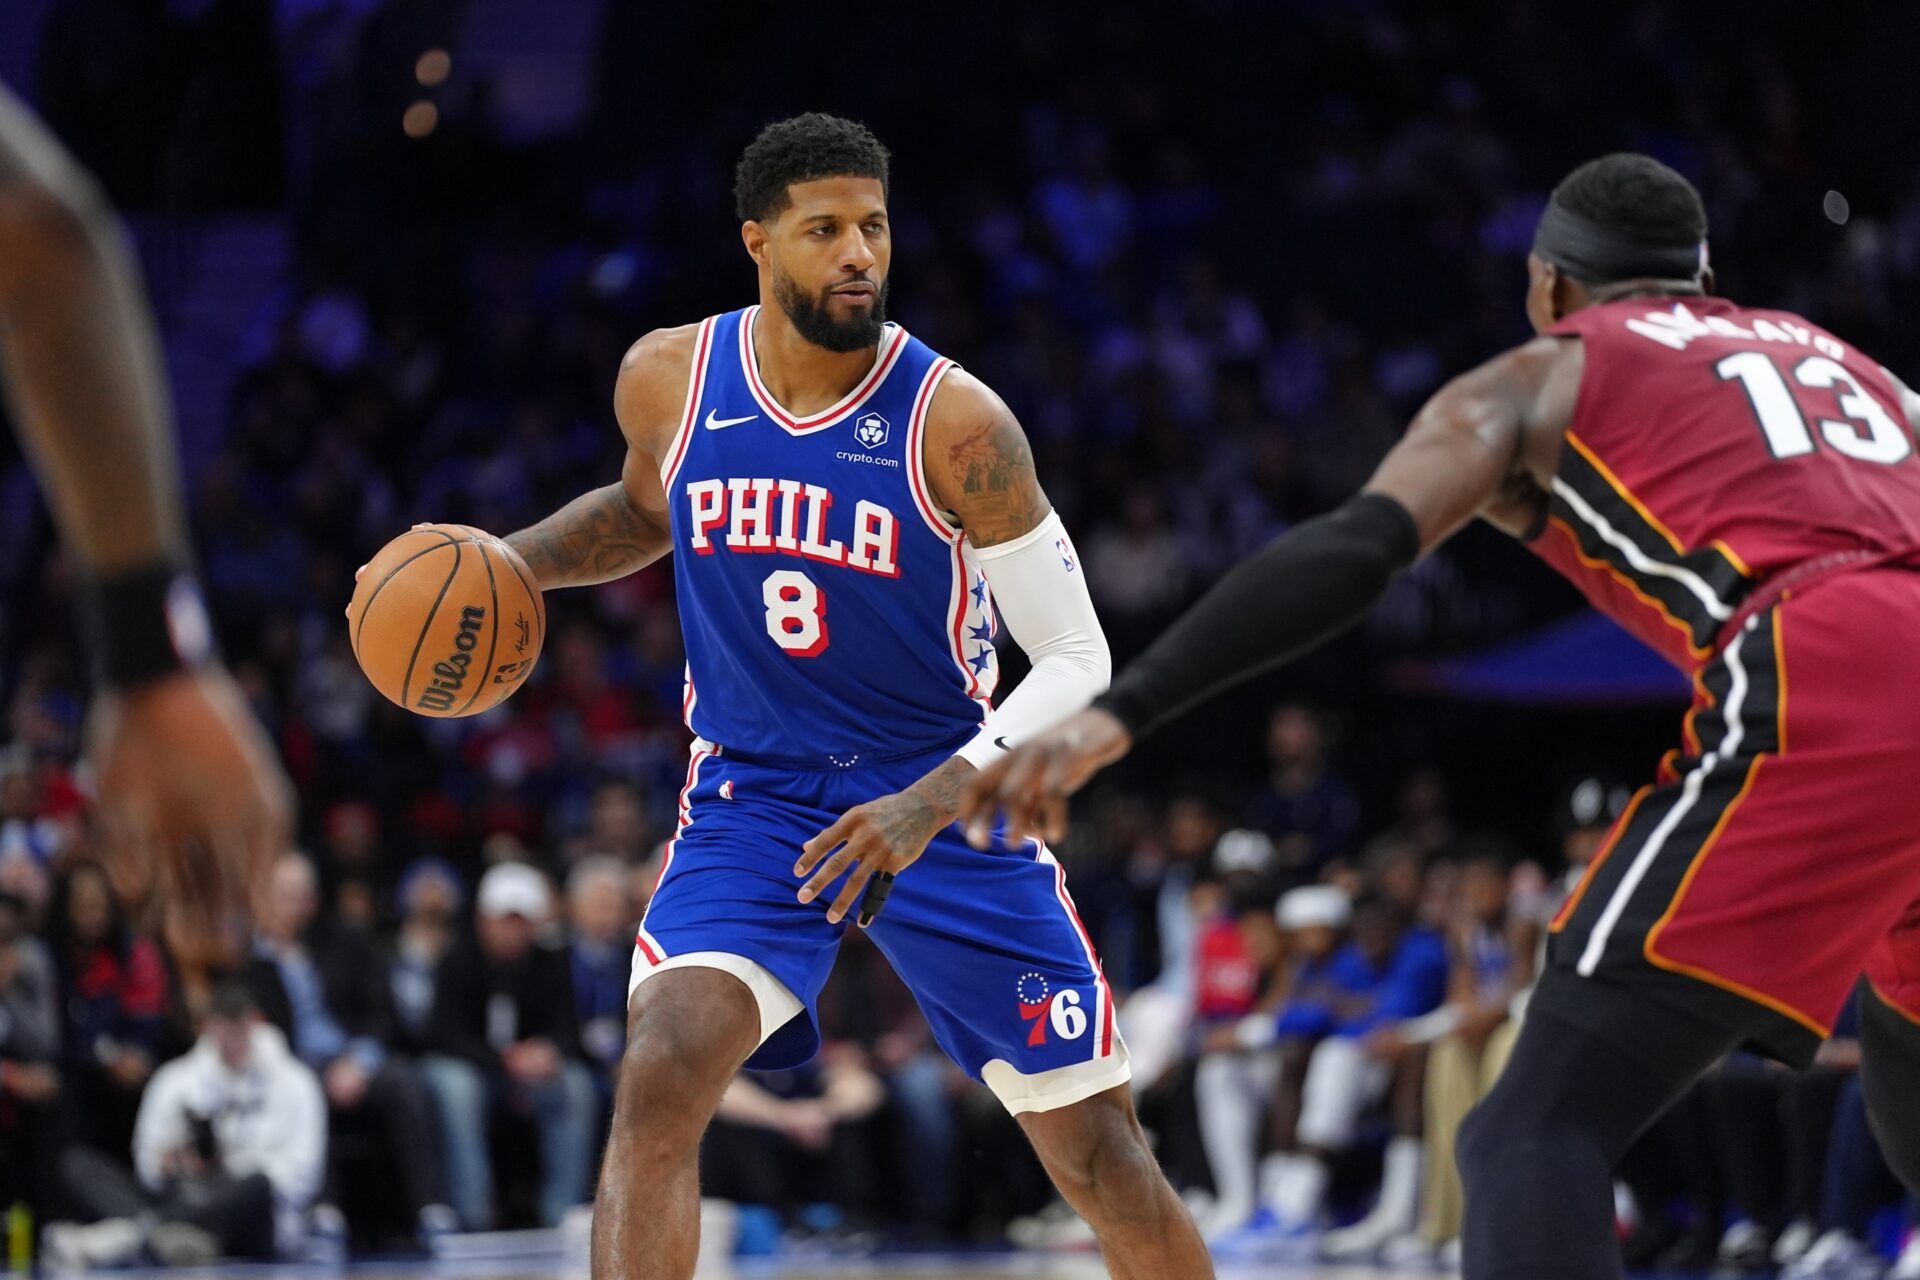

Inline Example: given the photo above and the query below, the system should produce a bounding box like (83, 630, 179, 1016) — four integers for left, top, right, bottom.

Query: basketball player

(962, 153, 1920, 1279)
(0, 84, 291, 969)
(497, 115, 1210, 1279)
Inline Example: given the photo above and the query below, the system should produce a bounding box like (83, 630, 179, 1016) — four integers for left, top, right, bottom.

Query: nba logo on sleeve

(854, 412, 890, 450)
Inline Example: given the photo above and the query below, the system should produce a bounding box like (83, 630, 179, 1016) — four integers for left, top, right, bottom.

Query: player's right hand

(956, 707, 1132, 848)
(88, 667, 294, 980)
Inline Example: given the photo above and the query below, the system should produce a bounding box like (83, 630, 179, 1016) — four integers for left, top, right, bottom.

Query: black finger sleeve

(857, 871, 896, 926)
(1092, 492, 1420, 740)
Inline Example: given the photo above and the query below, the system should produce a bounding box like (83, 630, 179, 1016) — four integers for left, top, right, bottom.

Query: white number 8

(763, 570, 828, 656)
(1050, 989, 1089, 1041)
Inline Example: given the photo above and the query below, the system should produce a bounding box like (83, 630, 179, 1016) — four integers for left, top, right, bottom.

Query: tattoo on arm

(945, 408, 1050, 547)
(505, 482, 668, 589)
(906, 754, 977, 825)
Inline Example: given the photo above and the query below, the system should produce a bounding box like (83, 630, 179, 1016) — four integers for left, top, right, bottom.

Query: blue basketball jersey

(661, 306, 998, 763)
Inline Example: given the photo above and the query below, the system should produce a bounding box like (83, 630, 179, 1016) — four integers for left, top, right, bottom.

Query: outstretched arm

(959, 338, 1572, 846)
(1094, 341, 1538, 740)
(503, 326, 693, 589)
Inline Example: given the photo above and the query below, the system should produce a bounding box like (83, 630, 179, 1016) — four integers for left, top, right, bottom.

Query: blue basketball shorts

(628, 739, 1129, 1115)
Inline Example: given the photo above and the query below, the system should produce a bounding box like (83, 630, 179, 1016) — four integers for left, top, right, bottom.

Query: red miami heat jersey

(1529, 296, 1920, 669)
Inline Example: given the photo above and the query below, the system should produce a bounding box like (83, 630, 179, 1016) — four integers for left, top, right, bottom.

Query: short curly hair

(733, 113, 891, 224)
(1553, 153, 1706, 247)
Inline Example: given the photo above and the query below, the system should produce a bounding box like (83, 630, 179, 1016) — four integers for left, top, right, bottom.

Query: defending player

(497, 115, 1210, 1279)
(963, 153, 1920, 1279)
(0, 83, 291, 974)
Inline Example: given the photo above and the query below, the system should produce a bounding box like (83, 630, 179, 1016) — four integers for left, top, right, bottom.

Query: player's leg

(1457, 978, 1739, 1280)
(592, 746, 836, 1280)
(1461, 593, 1920, 1280)
(1862, 912, 1920, 1195)
(590, 966, 760, 1280)
(865, 826, 1209, 1278)
(1018, 1083, 1214, 1280)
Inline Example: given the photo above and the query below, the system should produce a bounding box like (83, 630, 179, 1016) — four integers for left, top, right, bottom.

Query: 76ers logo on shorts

(853, 412, 889, 450)
(1017, 972, 1089, 1047)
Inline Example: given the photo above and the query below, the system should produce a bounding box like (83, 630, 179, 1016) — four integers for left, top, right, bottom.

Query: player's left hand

(797, 788, 946, 927)
(89, 667, 295, 978)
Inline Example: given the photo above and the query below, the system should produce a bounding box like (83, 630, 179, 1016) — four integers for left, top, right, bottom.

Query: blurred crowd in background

(4, 0, 1920, 1270)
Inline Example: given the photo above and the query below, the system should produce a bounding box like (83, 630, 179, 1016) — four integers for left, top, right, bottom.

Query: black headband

(1532, 197, 1707, 283)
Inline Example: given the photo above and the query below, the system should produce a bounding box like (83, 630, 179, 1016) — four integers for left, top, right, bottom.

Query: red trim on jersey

(950, 540, 982, 701)
(905, 358, 961, 542)
(1045, 850, 1113, 1059)
(638, 744, 714, 958)
(633, 933, 662, 965)
(739, 306, 909, 435)
(661, 316, 718, 489)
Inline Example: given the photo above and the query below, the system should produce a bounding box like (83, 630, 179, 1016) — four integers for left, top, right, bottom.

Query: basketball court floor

(79, 1252, 1730, 1279)
(92, 1264, 1439, 1279)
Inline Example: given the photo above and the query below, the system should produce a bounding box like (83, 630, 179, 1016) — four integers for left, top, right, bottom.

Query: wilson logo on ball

(416, 606, 486, 711)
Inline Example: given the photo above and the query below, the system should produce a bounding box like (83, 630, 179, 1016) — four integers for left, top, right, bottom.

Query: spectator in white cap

(418, 863, 598, 1230)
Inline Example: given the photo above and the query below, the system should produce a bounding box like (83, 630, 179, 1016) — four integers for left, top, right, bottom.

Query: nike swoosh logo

(705, 411, 758, 430)
(994, 736, 1012, 751)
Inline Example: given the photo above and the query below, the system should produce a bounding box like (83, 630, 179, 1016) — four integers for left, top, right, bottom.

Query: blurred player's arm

(0, 84, 187, 575)
(0, 84, 291, 978)
(795, 372, 1109, 923)
(959, 337, 1578, 844)
(503, 327, 691, 589)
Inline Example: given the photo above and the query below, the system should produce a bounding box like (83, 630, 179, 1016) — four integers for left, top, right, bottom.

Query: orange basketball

(347, 524, 545, 717)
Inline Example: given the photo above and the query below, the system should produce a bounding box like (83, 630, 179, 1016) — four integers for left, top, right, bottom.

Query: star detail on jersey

(954, 571, 997, 696)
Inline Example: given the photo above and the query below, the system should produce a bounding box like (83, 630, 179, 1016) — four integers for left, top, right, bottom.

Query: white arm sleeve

(955, 510, 1111, 770)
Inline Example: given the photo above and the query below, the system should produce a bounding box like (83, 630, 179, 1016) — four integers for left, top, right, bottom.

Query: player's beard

(773, 269, 889, 354)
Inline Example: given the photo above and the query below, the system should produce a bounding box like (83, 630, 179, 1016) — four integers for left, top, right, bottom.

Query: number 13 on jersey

(763, 569, 828, 656)
(1718, 350, 1913, 465)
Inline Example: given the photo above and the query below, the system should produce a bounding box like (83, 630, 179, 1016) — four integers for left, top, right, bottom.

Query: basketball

(347, 524, 545, 717)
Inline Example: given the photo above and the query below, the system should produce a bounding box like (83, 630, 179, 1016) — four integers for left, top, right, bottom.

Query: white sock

(1269, 1153, 1329, 1227)
(1258, 1152, 1293, 1204)
(1371, 1137, 1423, 1230)
(1194, 1055, 1261, 1226)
